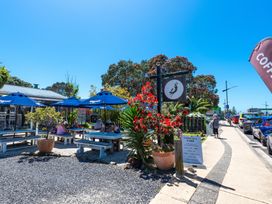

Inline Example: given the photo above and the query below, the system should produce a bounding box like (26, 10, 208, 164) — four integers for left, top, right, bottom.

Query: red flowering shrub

(128, 82, 183, 152)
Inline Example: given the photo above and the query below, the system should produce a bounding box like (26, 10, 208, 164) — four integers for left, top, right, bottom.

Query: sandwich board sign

(162, 76, 186, 102)
(182, 136, 204, 167)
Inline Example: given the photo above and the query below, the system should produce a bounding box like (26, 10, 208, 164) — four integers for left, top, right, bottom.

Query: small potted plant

(26, 107, 63, 153)
(151, 114, 182, 170)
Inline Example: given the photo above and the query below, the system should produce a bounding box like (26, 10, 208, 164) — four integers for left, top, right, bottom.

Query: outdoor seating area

(0, 90, 128, 159)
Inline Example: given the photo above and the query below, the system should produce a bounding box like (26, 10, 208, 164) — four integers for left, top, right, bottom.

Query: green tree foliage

(188, 96, 212, 114)
(189, 75, 219, 106)
(0, 66, 10, 88)
(7, 76, 33, 87)
(148, 54, 196, 80)
(101, 54, 219, 106)
(46, 82, 79, 97)
(231, 106, 237, 115)
(101, 60, 149, 96)
(104, 84, 131, 99)
(25, 107, 63, 139)
(89, 84, 97, 97)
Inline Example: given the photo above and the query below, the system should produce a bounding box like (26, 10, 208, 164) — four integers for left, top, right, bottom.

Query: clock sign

(163, 77, 186, 102)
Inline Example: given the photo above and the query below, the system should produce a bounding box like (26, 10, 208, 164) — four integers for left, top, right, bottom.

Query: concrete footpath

(150, 124, 272, 204)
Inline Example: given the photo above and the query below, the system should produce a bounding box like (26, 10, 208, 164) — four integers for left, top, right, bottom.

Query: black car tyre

(261, 137, 267, 146)
(267, 140, 272, 155)
(253, 133, 257, 139)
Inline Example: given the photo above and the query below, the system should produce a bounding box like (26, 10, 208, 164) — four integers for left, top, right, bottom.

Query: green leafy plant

(188, 96, 212, 114)
(26, 107, 63, 139)
(82, 122, 91, 129)
(120, 106, 152, 167)
(0, 66, 10, 88)
(67, 110, 78, 127)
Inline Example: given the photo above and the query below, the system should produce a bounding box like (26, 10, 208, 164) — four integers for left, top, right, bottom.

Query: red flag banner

(249, 37, 272, 92)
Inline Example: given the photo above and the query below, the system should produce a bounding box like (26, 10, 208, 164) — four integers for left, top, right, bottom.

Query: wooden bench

(74, 139, 113, 159)
(0, 135, 42, 153)
(51, 134, 74, 145)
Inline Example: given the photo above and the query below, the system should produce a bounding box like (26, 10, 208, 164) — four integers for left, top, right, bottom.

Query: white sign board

(182, 136, 203, 165)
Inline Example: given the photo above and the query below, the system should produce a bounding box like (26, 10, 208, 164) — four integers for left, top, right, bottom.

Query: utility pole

(222, 81, 237, 118)
(264, 102, 269, 116)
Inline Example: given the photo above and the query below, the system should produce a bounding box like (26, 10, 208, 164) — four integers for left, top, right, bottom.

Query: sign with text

(162, 76, 186, 102)
(249, 37, 272, 92)
(182, 136, 203, 165)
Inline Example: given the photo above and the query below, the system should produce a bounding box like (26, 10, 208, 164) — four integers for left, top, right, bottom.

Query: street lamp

(222, 81, 237, 116)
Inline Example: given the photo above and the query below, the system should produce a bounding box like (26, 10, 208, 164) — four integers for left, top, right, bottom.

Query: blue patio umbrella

(0, 92, 44, 130)
(52, 97, 81, 107)
(81, 91, 127, 106)
(0, 92, 44, 107)
(81, 91, 127, 122)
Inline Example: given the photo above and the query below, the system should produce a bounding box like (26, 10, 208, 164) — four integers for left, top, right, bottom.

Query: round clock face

(164, 79, 184, 100)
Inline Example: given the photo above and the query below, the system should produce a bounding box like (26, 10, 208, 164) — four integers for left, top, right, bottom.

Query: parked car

(252, 116, 272, 146)
(267, 134, 272, 155)
(231, 115, 239, 124)
(239, 112, 260, 130)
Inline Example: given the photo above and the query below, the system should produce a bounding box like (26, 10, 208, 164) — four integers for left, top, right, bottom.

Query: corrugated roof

(0, 84, 66, 102)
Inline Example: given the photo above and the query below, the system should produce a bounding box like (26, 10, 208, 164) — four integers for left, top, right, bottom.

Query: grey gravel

(0, 154, 171, 204)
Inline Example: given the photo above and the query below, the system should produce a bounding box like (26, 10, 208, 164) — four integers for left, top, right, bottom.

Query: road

(235, 124, 272, 159)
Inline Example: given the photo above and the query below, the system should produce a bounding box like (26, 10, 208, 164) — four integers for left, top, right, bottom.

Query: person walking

(210, 114, 220, 138)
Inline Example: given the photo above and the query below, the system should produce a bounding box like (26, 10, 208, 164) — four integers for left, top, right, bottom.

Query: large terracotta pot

(152, 151, 175, 170)
(37, 139, 55, 153)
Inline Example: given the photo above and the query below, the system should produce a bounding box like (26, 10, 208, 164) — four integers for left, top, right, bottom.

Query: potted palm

(26, 107, 63, 153)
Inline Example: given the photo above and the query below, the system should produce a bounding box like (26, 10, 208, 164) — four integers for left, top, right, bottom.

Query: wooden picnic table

(84, 132, 124, 151)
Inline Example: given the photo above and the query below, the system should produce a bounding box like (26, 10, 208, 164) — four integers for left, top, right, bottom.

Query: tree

(231, 106, 237, 115)
(89, 85, 97, 97)
(0, 66, 10, 88)
(104, 84, 131, 99)
(148, 55, 197, 80)
(189, 75, 219, 106)
(101, 55, 197, 97)
(101, 60, 149, 96)
(7, 76, 33, 87)
(46, 82, 79, 97)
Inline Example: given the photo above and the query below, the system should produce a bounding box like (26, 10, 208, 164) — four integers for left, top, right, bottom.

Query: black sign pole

(156, 65, 162, 114)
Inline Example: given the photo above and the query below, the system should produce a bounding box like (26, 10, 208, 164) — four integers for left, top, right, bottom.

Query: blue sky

(0, 0, 271, 112)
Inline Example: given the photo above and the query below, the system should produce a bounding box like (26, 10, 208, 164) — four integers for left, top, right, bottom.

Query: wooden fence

(181, 116, 206, 133)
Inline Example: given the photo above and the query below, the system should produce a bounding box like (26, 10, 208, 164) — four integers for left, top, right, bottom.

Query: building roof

(0, 84, 66, 102)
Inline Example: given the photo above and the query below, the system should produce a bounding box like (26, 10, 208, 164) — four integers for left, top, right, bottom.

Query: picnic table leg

(77, 144, 84, 154)
(110, 140, 114, 153)
(117, 139, 121, 151)
(99, 147, 106, 159)
(2, 143, 7, 153)
(64, 138, 68, 145)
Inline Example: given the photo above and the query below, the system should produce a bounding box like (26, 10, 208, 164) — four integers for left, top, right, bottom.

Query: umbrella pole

(14, 106, 17, 131)
(30, 106, 33, 129)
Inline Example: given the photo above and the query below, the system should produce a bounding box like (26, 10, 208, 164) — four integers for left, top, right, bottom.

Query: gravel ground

(0, 154, 172, 204)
